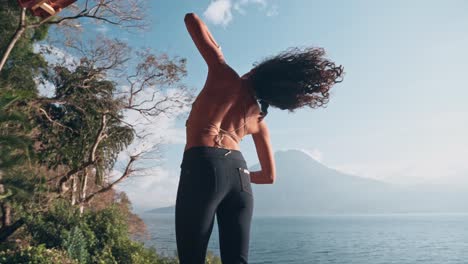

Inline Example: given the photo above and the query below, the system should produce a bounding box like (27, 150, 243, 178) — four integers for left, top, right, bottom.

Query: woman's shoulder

(204, 63, 243, 95)
(208, 62, 241, 80)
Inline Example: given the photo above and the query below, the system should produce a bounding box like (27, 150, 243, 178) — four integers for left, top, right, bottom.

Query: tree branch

(83, 154, 139, 204)
(56, 160, 95, 193)
(0, 8, 27, 73)
(38, 107, 75, 132)
(0, 218, 25, 243)
(89, 112, 108, 162)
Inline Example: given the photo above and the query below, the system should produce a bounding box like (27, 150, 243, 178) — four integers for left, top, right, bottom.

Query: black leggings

(175, 146, 254, 264)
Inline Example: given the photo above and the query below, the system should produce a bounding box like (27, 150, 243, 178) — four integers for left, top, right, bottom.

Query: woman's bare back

(184, 64, 262, 151)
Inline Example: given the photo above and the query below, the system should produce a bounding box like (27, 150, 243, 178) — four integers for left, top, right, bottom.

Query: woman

(176, 13, 343, 264)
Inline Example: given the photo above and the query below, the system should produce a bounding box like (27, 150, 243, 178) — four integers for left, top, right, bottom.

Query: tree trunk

(0, 218, 24, 242)
(0, 8, 27, 73)
(1, 202, 11, 227)
(71, 174, 78, 205)
(79, 169, 89, 215)
(0, 171, 11, 228)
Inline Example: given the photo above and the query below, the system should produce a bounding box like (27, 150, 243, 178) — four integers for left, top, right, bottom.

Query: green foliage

(0, 88, 41, 208)
(23, 200, 182, 264)
(0, 88, 37, 119)
(0, 244, 78, 264)
(63, 226, 91, 264)
(82, 204, 162, 264)
(0, 0, 48, 92)
(25, 200, 94, 250)
(35, 64, 135, 181)
(1, 170, 45, 205)
(0, 5, 47, 216)
(0, 89, 36, 171)
(0, 134, 34, 170)
(205, 251, 222, 264)
(0, 2, 218, 264)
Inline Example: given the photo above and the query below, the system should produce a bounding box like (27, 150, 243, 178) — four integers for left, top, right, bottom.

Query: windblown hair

(249, 47, 344, 116)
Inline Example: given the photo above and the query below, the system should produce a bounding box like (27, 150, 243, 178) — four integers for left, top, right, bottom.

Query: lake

(140, 213, 468, 263)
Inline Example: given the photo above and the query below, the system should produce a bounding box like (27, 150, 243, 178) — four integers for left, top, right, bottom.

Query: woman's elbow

(267, 173, 276, 184)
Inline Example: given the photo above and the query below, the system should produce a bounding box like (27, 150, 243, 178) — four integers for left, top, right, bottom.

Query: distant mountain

(253, 149, 468, 215)
(251, 149, 400, 215)
(145, 149, 468, 216)
(145, 205, 175, 214)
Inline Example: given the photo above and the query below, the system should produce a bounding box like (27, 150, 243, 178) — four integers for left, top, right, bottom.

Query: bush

(23, 200, 177, 263)
(0, 244, 78, 264)
(205, 251, 222, 264)
(20, 200, 223, 263)
(25, 200, 95, 250)
(63, 226, 90, 263)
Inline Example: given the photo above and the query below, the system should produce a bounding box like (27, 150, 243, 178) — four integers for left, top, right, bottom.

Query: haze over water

(142, 213, 468, 264)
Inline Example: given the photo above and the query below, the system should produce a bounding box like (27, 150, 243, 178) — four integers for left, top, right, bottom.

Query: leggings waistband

(182, 146, 246, 166)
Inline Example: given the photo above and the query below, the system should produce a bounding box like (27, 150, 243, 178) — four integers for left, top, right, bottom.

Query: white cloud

(240, 0, 267, 6)
(111, 87, 191, 210)
(204, 0, 278, 26)
(118, 88, 189, 155)
(35, 78, 56, 98)
(34, 43, 79, 70)
(266, 4, 279, 17)
(204, 0, 233, 26)
(234, 0, 267, 14)
(110, 88, 189, 201)
(33, 44, 80, 97)
(115, 166, 180, 210)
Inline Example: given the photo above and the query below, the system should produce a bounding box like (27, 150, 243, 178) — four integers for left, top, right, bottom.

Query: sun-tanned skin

(183, 13, 276, 184)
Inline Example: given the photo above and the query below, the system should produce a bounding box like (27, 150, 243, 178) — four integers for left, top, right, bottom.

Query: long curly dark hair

(249, 47, 344, 116)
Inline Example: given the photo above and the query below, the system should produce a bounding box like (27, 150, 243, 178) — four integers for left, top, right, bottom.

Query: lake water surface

(141, 213, 468, 263)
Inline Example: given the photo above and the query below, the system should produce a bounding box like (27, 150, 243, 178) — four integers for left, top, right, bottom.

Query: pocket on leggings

(179, 164, 217, 193)
(237, 167, 253, 195)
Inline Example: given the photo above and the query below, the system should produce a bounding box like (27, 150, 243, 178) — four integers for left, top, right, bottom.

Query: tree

(0, 86, 39, 231)
(1, 23, 192, 246)
(0, 1, 204, 261)
(34, 38, 190, 214)
(1, 0, 147, 73)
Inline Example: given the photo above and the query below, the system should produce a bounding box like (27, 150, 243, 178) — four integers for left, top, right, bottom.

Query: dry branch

(82, 153, 139, 204)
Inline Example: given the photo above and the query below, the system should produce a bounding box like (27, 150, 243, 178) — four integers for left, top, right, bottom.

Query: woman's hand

(250, 170, 275, 184)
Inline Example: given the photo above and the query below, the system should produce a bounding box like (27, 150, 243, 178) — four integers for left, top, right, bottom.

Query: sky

(66, 0, 468, 211)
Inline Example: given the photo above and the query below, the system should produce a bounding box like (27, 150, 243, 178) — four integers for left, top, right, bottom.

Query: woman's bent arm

(251, 120, 276, 184)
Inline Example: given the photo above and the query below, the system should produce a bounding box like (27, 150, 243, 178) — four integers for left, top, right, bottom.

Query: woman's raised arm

(184, 13, 225, 68)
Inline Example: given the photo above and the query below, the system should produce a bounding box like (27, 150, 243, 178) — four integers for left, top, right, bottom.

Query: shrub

(63, 226, 90, 263)
(21, 200, 222, 263)
(0, 244, 78, 264)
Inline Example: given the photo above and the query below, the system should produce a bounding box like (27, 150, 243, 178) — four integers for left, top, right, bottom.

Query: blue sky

(92, 0, 468, 210)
